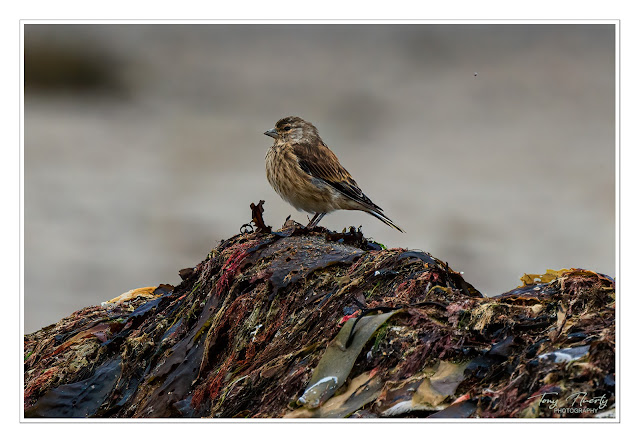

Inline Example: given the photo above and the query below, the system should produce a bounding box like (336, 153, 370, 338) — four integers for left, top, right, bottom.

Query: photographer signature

(528, 391, 608, 410)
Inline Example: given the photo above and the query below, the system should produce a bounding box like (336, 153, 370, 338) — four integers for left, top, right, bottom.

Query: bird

(264, 116, 404, 232)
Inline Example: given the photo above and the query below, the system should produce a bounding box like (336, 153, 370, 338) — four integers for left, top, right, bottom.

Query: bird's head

(264, 116, 321, 144)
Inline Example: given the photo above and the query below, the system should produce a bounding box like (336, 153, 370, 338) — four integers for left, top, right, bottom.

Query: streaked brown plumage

(264, 116, 404, 232)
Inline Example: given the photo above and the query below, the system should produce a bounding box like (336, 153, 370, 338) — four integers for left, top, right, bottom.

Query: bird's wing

(292, 142, 382, 212)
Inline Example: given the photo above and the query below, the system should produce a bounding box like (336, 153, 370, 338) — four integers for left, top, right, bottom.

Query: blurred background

(23, 24, 615, 333)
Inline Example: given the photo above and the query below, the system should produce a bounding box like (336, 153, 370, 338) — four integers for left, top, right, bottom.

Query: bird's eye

(283, 126, 291, 131)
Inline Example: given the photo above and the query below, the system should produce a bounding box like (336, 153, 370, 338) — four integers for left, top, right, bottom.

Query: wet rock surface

(24, 225, 615, 418)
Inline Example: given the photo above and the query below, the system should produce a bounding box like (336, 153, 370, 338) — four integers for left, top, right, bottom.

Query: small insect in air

(474, 72, 478, 77)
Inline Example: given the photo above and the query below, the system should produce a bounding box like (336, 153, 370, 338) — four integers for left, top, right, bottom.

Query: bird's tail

(366, 209, 405, 233)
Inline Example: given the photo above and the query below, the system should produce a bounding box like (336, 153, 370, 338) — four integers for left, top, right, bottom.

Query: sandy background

(23, 24, 615, 333)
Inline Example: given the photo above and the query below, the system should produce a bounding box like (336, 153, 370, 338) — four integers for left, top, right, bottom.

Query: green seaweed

(298, 310, 401, 409)
(193, 318, 213, 344)
(372, 322, 390, 353)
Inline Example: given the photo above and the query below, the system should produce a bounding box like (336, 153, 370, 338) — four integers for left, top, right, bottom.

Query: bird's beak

(264, 128, 278, 139)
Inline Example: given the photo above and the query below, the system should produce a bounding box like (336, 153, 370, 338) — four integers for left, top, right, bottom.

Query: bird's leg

(306, 212, 326, 229)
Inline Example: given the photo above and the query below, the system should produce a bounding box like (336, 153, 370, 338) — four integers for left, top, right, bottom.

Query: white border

(15, 17, 622, 434)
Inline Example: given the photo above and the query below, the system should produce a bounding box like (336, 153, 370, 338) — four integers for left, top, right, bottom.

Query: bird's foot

(306, 212, 327, 229)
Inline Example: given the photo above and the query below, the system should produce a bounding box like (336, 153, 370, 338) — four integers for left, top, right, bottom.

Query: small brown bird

(264, 116, 404, 232)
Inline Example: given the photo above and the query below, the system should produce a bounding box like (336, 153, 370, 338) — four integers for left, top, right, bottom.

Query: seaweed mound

(24, 211, 615, 418)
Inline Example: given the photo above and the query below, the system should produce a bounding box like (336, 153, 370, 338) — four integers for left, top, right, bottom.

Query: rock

(23, 219, 615, 418)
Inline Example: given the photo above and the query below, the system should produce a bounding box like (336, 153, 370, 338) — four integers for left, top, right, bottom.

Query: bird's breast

(265, 145, 341, 213)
